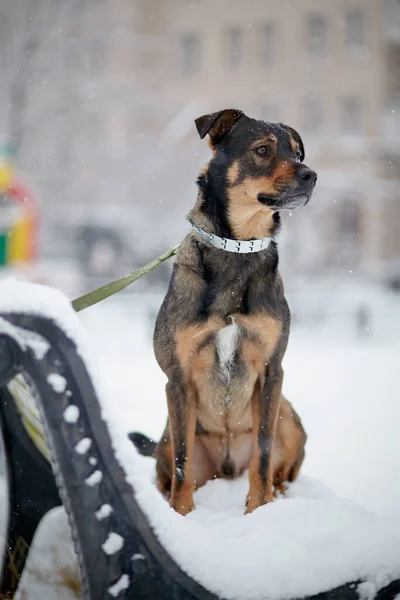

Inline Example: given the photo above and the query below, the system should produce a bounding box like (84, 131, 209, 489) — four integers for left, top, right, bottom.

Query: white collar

(189, 221, 272, 254)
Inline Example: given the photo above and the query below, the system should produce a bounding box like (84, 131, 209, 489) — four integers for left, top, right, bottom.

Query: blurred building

(133, 0, 400, 285)
(0, 0, 399, 286)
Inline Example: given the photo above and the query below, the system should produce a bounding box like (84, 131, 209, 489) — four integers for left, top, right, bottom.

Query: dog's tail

(128, 432, 157, 457)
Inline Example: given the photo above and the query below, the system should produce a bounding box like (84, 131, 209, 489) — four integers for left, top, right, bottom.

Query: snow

(63, 405, 80, 424)
(132, 553, 145, 561)
(82, 300, 400, 519)
(0, 279, 95, 368)
(108, 574, 130, 597)
(101, 532, 124, 555)
(358, 581, 381, 600)
(74, 437, 92, 455)
(95, 504, 113, 521)
(83, 300, 400, 599)
(85, 470, 103, 487)
(14, 507, 80, 600)
(47, 372, 67, 393)
(0, 280, 400, 600)
(108, 456, 400, 600)
(0, 316, 50, 360)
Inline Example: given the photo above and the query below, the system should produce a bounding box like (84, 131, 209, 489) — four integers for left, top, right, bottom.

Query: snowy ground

(1, 287, 400, 599)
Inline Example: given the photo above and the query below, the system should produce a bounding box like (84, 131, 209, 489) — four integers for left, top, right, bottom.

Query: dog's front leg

(246, 363, 283, 514)
(166, 373, 197, 516)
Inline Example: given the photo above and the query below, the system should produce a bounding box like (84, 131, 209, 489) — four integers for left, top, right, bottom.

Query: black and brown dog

(132, 109, 317, 516)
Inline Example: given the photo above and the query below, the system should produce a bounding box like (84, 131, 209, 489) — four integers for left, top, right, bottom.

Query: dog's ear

(279, 124, 305, 162)
(195, 109, 244, 146)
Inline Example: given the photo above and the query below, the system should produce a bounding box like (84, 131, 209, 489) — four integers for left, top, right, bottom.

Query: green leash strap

(72, 245, 178, 313)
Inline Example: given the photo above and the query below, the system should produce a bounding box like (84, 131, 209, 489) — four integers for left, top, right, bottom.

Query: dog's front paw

(170, 497, 195, 516)
(169, 486, 195, 516)
(245, 491, 273, 515)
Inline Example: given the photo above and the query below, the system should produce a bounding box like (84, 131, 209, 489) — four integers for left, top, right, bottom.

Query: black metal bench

(0, 310, 399, 599)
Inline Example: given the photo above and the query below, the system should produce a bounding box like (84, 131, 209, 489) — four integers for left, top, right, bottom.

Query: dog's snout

(297, 167, 317, 185)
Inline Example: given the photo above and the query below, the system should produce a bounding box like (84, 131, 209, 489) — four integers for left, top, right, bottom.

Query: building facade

(132, 0, 400, 283)
(1, 0, 399, 284)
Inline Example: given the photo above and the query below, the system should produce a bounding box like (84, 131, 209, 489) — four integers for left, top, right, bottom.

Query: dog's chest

(201, 251, 275, 318)
(194, 311, 281, 434)
(215, 320, 240, 378)
(204, 276, 248, 316)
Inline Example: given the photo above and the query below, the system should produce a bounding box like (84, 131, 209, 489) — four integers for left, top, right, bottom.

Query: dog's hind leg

(288, 448, 305, 482)
(246, 362, 283, 514)
(154, 429, 173, 495)
(272, 398, 307, 496)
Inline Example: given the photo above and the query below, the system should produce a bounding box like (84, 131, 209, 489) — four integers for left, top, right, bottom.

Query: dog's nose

(297, 167, 317, 185)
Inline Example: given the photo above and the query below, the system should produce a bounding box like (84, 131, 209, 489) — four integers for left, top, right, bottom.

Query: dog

(131, 109, 316, 516)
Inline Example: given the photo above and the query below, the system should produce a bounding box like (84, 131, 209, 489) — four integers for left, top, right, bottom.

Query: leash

(72, 245, 178, 312)
(72, 221, 272, 312)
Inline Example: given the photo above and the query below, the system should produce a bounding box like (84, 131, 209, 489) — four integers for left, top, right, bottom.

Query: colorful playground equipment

(0, 153, 37, 267)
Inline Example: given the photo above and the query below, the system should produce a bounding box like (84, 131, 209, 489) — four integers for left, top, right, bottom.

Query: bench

(0, 301, 399, 599)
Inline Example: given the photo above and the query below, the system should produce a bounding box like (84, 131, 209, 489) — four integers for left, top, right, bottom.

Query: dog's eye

(294, 149, 302, 162)
(255, 145, 270, 157)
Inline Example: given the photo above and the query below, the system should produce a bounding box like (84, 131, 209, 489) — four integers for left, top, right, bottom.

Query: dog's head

(194, 109, 317, 239)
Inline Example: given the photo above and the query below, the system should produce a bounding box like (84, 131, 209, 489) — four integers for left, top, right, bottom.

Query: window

(306, 14, 327, 58)
(302, 99, 323, 133)
(341, 96, 362, 134)
(179, 32, 201, 75)
(225, 27, 243, 69)
(260, 23, 276, 66)
(345, 8, 365, 51)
